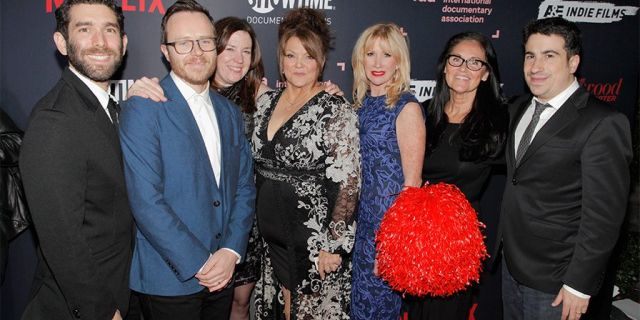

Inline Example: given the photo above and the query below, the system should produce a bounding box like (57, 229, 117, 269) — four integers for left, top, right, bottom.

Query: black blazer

(20, 68, 133, 320)
(498, 86, 632, 296)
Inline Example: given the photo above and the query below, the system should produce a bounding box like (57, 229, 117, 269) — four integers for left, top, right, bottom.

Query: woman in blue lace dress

(350, 23, 426, 320)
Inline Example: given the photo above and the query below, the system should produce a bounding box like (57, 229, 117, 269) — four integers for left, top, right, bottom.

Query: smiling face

(54, 3, 127, 89)
(363, 37, 398, 96)
(214, 30, 252, 88)
(444, 40, 489, 97)
(281, 36, 321, 89)
(161, 11, 217, 92)
(524, 33, 579, 103)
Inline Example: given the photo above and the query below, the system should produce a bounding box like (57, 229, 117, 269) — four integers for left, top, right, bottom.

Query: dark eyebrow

(104, 22, 120, 29)
(73, 21, 94, 28)
(524, 50, 560, 56)
(542, 50, 560, 55)
(72, 21, 120, 30)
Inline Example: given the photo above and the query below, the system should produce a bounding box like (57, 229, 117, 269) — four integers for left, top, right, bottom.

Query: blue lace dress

(351, 92, 420, 320)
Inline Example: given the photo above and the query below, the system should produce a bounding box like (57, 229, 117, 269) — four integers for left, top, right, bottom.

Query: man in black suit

(499, 17, 632, 320)
(19, 1, 131, 319)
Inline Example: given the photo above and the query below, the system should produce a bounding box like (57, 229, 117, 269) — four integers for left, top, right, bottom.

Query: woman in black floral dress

(251, 8, 360, 320)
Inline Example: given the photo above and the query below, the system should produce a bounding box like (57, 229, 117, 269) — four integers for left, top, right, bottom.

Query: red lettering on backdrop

(48, 0, 165, 14)
(122, 0, 165, 14)
(46, 0, 65, 13)
(121, 0, 136, 11)
(149, 0, 166, 14)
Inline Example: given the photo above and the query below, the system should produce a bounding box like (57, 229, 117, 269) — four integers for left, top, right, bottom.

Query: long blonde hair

(352, 23, 411, 109)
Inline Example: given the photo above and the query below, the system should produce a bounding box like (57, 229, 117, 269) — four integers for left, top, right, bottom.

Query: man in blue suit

(119, 1, 255, 319)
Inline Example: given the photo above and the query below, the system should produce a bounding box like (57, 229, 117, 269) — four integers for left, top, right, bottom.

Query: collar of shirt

(170, 71, 213, 109)
(532, 77, 580, 112)
(514, 78, 580, 153)
(69, 66, 115, 110)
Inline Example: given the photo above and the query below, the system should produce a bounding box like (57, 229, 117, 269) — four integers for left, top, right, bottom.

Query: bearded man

(19, 1, 133, 319)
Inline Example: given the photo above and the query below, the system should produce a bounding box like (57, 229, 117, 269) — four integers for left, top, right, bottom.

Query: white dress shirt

(514, 78, 580, 155)
(170, 72, 222, 186)
(170, 72, 241, 267)
(69, 66, 117, 123)
(513, 78, 590, 299)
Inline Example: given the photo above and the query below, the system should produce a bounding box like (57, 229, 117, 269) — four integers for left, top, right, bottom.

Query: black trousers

(134, 287, 233, 320)
(403, 289, 473, 320)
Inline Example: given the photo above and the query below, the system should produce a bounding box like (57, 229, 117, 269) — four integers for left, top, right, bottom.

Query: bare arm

(396, 101, 426, 187)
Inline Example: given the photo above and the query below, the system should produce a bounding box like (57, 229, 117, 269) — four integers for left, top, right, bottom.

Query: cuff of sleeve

(198, 253, 213, 273)
(563, 284, 591, 299)
(221, 248, 242, 264)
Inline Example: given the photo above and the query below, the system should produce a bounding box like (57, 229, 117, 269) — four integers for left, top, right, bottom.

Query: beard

(171, 55, 216, 88)
(67, 38, 123, 82)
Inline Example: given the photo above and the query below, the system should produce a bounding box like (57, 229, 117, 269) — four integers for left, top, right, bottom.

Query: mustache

(81, 47, 119, 56)
(185, 57, 210, 64)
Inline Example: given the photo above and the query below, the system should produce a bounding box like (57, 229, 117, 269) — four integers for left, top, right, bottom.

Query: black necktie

(107, 98, 120, 125)
(516, 101, 550, 165)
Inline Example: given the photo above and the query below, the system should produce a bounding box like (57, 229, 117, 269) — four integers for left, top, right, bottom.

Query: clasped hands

(195, 249, 237, 292)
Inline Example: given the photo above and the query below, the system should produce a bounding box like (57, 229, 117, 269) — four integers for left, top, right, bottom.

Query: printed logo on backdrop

(249, 0, 335, 13)
(46, 0, 166, 13)
(413, 0, 494, 24)
(410, 80, 437, 102)
(247, 0, 334, 24)
(109, 80, 135, 103)
(579, 77, 624, 103)
(538, 1, 638, 23)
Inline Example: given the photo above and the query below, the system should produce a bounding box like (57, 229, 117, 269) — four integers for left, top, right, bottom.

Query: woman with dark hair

(211, 17, 266, 139)
(251, 8, 360, 320)
(208, 17, 266, 320)
(404, 31, 507, 320)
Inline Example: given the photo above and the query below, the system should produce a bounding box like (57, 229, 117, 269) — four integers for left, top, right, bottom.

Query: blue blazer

(120, 75, 256, 296)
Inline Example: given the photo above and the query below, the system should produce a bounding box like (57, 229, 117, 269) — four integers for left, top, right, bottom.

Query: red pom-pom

(375, 182, 488, 297)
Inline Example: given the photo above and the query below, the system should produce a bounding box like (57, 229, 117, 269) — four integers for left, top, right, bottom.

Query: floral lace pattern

(252, 89, 360, 319)
(351, 92, 419, 320)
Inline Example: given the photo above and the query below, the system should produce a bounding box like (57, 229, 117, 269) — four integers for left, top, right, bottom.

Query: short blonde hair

(352, 23, 411, 109)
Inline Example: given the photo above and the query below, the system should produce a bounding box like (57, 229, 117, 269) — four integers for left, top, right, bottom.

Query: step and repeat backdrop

(0, 1, 638, 319)
(1, 0, 638, 127)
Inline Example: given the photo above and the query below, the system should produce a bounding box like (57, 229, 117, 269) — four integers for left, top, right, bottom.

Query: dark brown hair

(211, 17, 264, 114)
(277, 8, 331, 78)
(55, 0, 125, 39)
(523, 17, 582, 57)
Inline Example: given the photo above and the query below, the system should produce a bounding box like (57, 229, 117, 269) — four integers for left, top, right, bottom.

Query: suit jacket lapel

(62, 68, 121, 157)
(161, 76, 220, 191)
(517, 87, 588, 167)
(209, 92, 232, 190)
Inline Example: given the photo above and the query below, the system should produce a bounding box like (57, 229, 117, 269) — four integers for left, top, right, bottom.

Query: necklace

(281, 85, 320, 111)
(268, 86, 318, 139)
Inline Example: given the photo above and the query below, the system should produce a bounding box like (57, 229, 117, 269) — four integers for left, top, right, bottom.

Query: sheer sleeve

(322, 96, 361, 255)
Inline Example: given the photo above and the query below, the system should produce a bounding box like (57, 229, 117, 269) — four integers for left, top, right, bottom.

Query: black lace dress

(251, 89, 360, 320)
(217, 85, 261, 286)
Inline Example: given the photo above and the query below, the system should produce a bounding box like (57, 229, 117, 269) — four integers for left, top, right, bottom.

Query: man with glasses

(119, 1, 255, 318)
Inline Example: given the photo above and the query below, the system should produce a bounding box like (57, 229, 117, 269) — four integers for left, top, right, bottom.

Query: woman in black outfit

(404, 31, 507, 319)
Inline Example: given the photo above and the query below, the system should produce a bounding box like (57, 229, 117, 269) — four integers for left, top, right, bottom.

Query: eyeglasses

(165, 38, 216, 54)
(446, 54, 487, 71)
